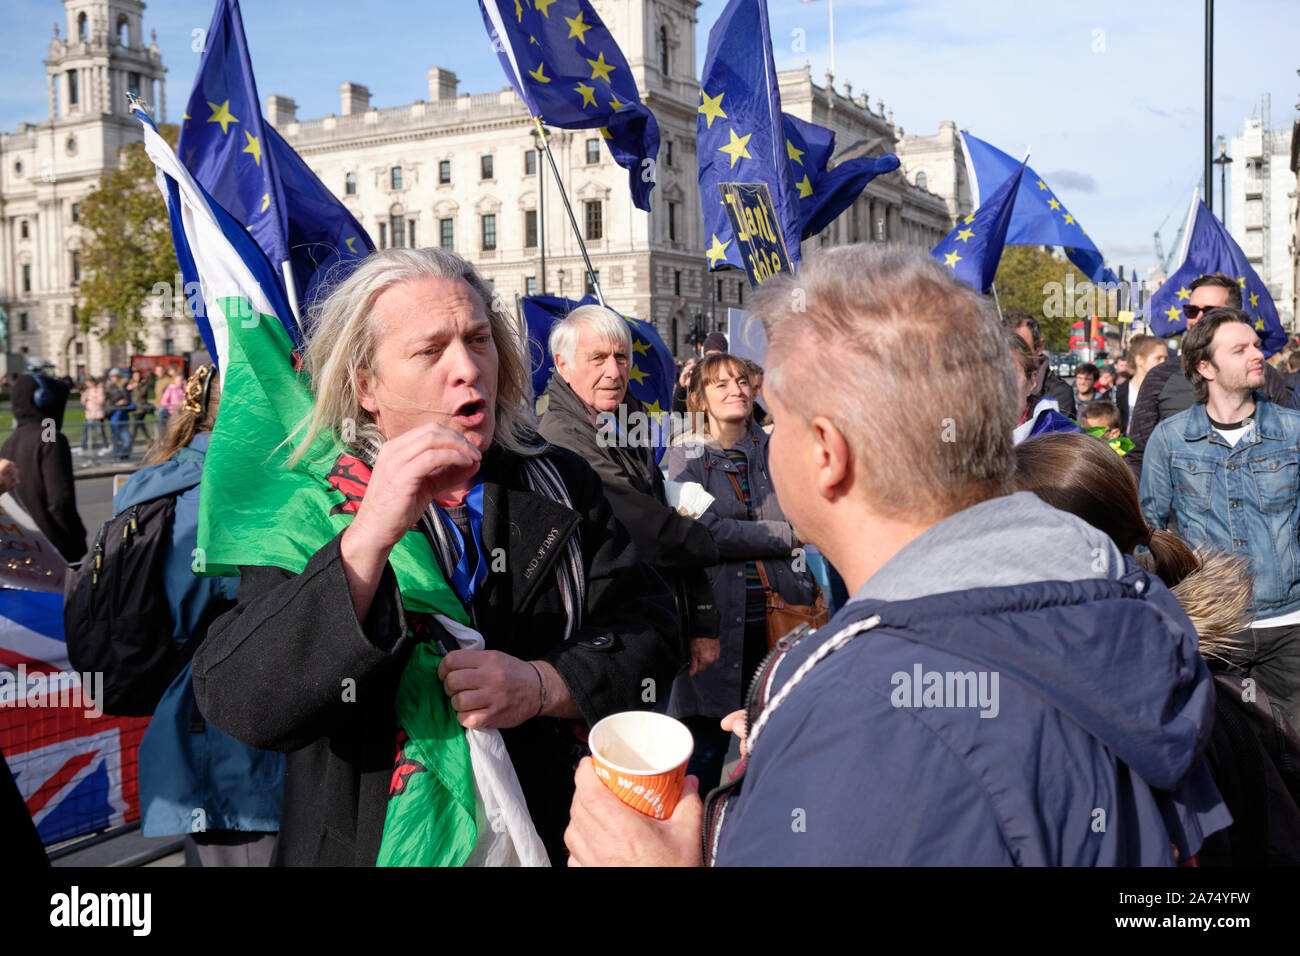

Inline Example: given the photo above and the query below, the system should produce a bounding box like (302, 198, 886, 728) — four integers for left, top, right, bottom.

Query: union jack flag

(0, 588, 147, 846)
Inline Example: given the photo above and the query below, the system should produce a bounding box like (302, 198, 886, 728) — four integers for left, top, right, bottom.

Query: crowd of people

(9, 243, 1300, 867)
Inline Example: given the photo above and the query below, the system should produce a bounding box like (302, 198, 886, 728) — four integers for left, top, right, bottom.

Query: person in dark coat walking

(0, 372, 86, 562)
(192, 248, 678, 866)
(537, 305, 721, 661)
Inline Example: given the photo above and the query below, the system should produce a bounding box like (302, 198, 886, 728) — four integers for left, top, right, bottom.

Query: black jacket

(537, 374, 720, 645)
(1031, 365, 1076, 420)
(1115, 381, 1132, 433)
(191, 444, 679, 866)
(1127, 355, 1290, 477)
(0, 374, 86, 563)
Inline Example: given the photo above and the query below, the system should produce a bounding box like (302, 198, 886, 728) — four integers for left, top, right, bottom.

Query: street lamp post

(531, 127, 547, 295)
(1212, 136, 1232, 225)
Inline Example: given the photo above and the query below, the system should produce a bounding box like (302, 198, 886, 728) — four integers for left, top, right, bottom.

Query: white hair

(548, 305, 633, 368)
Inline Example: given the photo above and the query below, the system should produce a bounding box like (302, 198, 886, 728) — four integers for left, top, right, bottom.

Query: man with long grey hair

(193, 247, 679, 866)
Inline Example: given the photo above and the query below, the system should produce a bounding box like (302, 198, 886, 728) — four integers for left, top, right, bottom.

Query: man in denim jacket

(1141, 307, 1300, 731)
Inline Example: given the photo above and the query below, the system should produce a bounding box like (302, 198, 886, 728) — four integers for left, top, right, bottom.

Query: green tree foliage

(77, 124, 180, 347)
(992, 245, 1091, 352)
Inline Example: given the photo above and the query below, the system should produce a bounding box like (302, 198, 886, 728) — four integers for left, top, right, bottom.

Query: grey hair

(750, 244, 1018, 522)
(286, 246, 541, 466)
(548, 304, 633, 368)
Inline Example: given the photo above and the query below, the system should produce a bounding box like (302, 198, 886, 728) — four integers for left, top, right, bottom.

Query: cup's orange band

(590, 755, 687, 820)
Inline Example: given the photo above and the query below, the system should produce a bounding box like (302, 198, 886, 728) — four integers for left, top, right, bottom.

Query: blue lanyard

(437, 482, 487, 607)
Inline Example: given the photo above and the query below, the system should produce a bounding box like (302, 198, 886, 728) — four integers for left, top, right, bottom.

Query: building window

(586, 138, 601, 165)
(440, 218, 454, 250)
(19, 312, 28, 332)
(345, 171, 357, 195)
(390, 166, 403, 190)
(668, 201, 679, 242)
(525, 150, 537, 176)
(665, 140, 673, 167)
(584, 200, 603, 241)
(525, 209, 538, 249)
(71, 252, 81, 285)
(481, 155, 494, 180)
(78, 12, 88, 41)
(482, 214, 497, 251)
(20, 220, 29, 239)
(526, 276, 538, 296)
(22, 264, 31, 293)
(916, 171, 928, 190)
(71, 202, 80, 223)
(75, 340, 83, 355)
(439, 160, 451, 184)
(737, 283, 743, 305)
(391, 216, 406, 249)
(14, 161, 23, 176)
(585, 270, 600, 296)
(165, 339, 175, 355)
(658, 25, 670, 74)
(378, 222, 387, 248)
(68, 71, 79, 107)
(716, 277, 723, 301)
(408, 220, 416, 248)
(674, 270, 681, 296)
(128, 72, 140, 96)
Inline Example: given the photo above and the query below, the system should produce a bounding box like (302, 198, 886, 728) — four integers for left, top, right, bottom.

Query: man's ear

(810, 415, 852, 502)
(1197, 358, 1216, 386)
(356, 367, 379, 415)
(553, 353, 571, 385)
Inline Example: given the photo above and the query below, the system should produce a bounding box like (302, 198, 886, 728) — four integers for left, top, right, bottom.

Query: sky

(1, 0, 1297, 280)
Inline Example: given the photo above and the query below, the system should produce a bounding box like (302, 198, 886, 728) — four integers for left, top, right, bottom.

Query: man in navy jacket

(564, 245, 1230, 866)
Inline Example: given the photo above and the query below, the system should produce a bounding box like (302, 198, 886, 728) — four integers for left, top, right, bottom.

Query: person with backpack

(103, 368, 133, 460)
(110, 365, 284, 865)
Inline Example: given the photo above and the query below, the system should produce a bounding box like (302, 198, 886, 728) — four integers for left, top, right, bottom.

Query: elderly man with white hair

(538, 305, 721, 677)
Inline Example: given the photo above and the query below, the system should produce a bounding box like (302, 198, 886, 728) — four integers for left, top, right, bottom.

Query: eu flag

(961, 131, 1117, 285)
(1148, 198, 1286, 356)
(479, 0, 659, 211)
(177, 0, 374, 339)
(698, 0, 801, 273)
(930, 160, 1026, 294)
(522, 294, 676, 420)
(783, 113, 900, 239)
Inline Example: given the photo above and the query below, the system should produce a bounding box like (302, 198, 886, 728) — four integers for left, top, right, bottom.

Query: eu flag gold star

(206, 99, 239, 134)
(242, 131, 262, 166)
(1255, 317, 1265, 331)
(1250, 292, 1260, 307)
(587, 51, 616, 83)
(1165, 305, 1181, 323)
(956, 228, 974, 242)
(628, 364, 648, 385)
(943, 251, 961, 268)
(574, 82, 597, 108)
(963, 213, 975, 224)
(609, 95, 624, 111)
(345, 236, 358, 253)
(1036, 180, 1047, 190)
(706, 233, 731, 267)
(1047, 198, 1060, 210)
(599, 126, 611, 140)
(1176, 287, 1191, 300)
(260, 192, 270, 212)
(1062, 213, 1074, 225)
(787, 139, 805, 164)
(698, 90, 727, 129)
(529, 62, 552, 84)
(515, 0, 523, 21)
(565, 10, 592, 43)
(534, 0, 557, 16)
(797, 175, 813, 198)
(1237, 276, 1246, 288)
(632, 339, 650, 355)
(645, 399, 665, 418)
(718, 128, 752, 168)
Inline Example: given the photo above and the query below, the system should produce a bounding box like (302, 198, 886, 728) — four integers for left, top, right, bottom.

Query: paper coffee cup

(588, 711, 694, 820)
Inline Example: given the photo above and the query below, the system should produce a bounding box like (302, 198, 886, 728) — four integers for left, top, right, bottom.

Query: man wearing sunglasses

(1127, 273, 1290, 478)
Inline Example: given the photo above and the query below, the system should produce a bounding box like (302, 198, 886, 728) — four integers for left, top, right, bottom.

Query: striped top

(724, 448, 767, 626)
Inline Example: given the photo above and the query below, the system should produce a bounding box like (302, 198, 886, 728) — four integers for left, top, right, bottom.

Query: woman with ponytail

(1014, 432, 1300, 865)
(115, 365, 285, 865)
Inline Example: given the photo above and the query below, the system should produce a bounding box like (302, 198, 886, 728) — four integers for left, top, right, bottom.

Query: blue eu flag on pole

(698, 0, 801, 273)
(783, 113, 900, 239)
(1147, 196, 1286, 356)
(479, 0, 660, 211)
(960, 130, 1117, 285)
(177, 0, 374, 340)
(521, 294, 675, 419)
(930, 159, 1026, 294)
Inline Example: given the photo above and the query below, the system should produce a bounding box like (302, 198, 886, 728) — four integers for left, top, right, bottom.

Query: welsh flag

(134, 107, 481, 866)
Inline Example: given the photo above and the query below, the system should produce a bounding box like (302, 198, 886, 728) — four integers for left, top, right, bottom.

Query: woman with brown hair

(663, 352, 816, 793)
(117, 365, 285, 865)
(1014, 432, 1300, 865)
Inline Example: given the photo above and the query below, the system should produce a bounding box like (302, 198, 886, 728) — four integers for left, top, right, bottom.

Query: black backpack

(63, 494, 194, 717)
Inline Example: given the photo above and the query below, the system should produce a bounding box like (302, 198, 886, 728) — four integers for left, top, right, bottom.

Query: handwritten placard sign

(0, 493, 70, 593)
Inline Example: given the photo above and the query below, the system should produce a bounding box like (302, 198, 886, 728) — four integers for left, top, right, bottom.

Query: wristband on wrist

(528, 661, 547, 719)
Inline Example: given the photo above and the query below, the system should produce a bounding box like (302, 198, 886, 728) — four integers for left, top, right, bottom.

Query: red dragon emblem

(326, 454, 371, 516)
(390, 728, 428, 797)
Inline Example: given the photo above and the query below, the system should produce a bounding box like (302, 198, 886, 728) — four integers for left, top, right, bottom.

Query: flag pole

(990, 282, 1004, 320)
(280, 261, 302, 327)
(532, 118, 605, 308)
